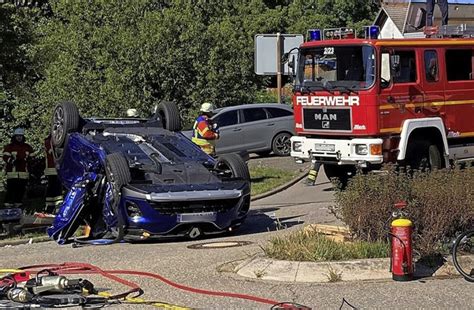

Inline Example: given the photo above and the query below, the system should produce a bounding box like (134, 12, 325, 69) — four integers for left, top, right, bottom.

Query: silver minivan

(209, 103, 295, 156)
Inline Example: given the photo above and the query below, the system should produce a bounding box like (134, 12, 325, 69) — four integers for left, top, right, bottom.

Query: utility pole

(276, 33, 282, 104)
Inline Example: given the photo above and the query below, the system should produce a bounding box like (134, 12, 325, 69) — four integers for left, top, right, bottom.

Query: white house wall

(380, 17, 404, 38)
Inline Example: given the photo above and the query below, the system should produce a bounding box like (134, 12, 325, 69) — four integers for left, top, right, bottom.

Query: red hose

(20, 262, 283, 307)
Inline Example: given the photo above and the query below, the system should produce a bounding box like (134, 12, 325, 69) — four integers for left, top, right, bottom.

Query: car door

(265, 106, 295, 145)
(212, 109, 242, 154)
(241, 107, 272, 152)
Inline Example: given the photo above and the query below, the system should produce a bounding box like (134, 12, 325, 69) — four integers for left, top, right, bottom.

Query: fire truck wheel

(272, 132, 292, 156)
(428, 144, 443, 169)
(405, 140, 443, 171)
(156, 101, 182, 132)
(51, 101, 80, 148)
(323, 164, 356, 188)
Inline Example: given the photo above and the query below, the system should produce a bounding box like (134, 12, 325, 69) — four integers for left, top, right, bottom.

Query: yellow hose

(0, 269, 24, 277)
(98, 291, 191, 309)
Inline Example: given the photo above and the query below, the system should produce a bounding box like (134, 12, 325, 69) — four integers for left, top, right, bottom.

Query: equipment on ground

(390, 201, 413, 281)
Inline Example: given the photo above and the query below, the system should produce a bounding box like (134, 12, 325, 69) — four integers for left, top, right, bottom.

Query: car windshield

(296, 45, 375, 92)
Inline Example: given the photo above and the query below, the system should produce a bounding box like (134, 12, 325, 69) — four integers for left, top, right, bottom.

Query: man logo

(322, 121, 330, 129)
(315, 113, 337, 121)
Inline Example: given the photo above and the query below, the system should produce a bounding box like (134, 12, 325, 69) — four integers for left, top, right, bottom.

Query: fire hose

(1, 262, 311, 309)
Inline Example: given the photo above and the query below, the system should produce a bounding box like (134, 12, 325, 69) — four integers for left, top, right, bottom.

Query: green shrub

(331, 166, 474, 256)
(264, 230, 389, 262)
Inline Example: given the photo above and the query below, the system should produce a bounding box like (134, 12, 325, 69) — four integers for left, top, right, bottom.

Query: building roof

(381, 3, 410, 34)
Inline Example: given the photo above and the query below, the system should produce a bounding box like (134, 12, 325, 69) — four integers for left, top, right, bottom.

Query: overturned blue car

(48, 101, 251, 244)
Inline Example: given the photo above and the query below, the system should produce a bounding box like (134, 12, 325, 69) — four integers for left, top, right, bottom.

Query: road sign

(254, 33, 303, 75)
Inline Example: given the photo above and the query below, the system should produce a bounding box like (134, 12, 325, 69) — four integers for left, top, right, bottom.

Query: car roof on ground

(213, 103, 293, 114)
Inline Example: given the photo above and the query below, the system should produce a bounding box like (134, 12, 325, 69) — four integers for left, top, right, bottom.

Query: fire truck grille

(303, 108, 351, 131)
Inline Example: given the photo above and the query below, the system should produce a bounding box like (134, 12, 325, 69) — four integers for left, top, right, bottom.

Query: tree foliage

(1, 0, 380, 153)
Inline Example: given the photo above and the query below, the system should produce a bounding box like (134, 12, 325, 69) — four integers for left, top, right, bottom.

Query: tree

(1, 0, 380, 149)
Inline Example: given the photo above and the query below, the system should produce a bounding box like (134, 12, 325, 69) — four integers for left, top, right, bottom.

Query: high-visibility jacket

(2, 140, 34, 179)
(44, 136, 57, 176)
(191, 115, 219, 155)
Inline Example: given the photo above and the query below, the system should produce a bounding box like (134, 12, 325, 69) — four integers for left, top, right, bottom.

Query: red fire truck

(290, 26, 474, 183)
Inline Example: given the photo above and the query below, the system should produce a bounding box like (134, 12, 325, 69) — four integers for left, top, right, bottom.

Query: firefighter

(426, 0, 448, 26)
(191, 102, 220, 156)
(2, 128, 34, 208)
(305, 161, 322, 186)
(43, 134, 63, 214)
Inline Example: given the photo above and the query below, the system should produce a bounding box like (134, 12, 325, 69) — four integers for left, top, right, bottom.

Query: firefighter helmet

(200, 102, 215, 113)
(13, 128, 25, 136)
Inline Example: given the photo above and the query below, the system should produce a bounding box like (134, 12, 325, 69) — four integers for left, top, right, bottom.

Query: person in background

(126, 108, 138, 117)
(426, 0, 448, 26)
(2, 128, 34, 208)
(43, 134, 63, 214)
(192, 102, 220, 156)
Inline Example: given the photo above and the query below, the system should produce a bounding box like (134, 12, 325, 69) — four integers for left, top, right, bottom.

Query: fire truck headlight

(293, 141, 302, 152)
(355, 144, 368, 155)
(370, 144, 382, 155)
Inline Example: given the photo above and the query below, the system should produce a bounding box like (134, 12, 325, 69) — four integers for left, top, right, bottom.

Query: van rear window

(446, 49, 473, 81)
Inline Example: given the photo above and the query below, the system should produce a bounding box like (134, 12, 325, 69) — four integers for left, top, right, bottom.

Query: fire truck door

(421, 49, 445, 118)
(379, 50, 424, 134)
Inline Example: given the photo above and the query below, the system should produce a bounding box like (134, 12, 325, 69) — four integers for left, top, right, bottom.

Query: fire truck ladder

(425, 24, 474, 38)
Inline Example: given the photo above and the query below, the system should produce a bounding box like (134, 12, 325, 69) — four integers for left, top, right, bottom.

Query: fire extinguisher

(390, 201, 413, 281)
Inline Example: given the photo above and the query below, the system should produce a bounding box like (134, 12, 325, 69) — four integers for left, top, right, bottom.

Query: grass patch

(263, 229, 389, 262)
(250, 166, 298, 196)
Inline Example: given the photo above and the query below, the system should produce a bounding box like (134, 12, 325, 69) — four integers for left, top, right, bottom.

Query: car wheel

(215, 153, 251, 182)
(157, 101, 182, 132)
(51, 101, 80, 148)
(105, 153, 131, 193)
(272, 132, 291, 156)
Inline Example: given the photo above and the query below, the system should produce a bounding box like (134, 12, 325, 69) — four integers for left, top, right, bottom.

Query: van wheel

(157, 101, 181, 132)
(215, 153, 250, 183)
(51, 101, 80, 148)
(272, 132, 292, 156)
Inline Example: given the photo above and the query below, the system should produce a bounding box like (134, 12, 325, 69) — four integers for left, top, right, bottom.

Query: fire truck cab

(290, 26, 474, 182)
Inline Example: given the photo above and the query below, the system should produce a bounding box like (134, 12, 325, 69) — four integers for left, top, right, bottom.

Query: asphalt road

(1, 161, 473, 309)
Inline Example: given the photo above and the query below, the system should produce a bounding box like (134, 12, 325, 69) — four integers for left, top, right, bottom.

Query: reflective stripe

(2, 151, 11, 156)
(191, 136, 210, 146)
(46, 195, 63, 202)
(44, 167, 57, 176)
(6, 172, 29, 179)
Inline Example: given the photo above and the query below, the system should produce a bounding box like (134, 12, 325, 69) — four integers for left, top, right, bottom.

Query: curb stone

(0, 236, 51, 248)
(234, 255, 474, 283)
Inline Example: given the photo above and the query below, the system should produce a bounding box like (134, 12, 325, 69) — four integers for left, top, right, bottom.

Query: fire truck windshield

(296, 45, 375, 92)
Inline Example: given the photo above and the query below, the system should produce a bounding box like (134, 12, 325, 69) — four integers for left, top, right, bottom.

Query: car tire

(157, 101, 182, 132)
(215, 153, 251, 182)
(271, 132, 292, 156)
(105, 153, 131, 192)
(51, 101, 80, 148)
